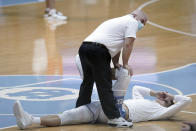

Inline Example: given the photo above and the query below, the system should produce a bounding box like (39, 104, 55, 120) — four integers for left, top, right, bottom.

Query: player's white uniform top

(84, 15, 138, 57)
(96, 86, 192, 123)
(123, 86, 192, 122)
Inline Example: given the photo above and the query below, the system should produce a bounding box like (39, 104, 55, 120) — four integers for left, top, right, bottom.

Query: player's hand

(163, 92, 174, 102)
(155, 92, 166, 100)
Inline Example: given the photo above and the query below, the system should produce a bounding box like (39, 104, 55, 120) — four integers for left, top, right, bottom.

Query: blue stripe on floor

(0, 0, 44, 7)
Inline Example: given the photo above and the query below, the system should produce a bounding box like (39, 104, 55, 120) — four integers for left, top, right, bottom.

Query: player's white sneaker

(44, 9, 67, 20)
(13, 101, 33, 129)
(108, 117, 133, 128)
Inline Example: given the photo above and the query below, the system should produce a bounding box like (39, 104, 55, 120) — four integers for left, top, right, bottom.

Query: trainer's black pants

(76, 42, 120, 119)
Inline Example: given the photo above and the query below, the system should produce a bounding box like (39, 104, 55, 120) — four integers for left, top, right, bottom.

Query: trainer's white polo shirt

(84, 15, 138, 57)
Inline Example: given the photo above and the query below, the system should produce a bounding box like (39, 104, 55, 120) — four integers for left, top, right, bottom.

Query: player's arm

(154, 94, 192, 119)
(150, 90, 166, 100)
(132, 86, 166, 100)
(132, 86, 151, 99)
(122, 37, 135, 74)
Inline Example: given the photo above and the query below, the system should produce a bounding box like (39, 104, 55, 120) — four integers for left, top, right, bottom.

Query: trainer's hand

(114, 63, 122, 69)
(123, 65, 133, 76)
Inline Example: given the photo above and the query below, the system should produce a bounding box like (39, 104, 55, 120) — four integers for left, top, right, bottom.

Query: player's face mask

(137, 20, 144, 31)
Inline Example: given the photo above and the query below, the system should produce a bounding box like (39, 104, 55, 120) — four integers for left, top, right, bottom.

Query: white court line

(0, 63, 195, 78)
(186, 93, 196, 97)
(0, 0, 44, 7)
(148, 21, 196, 37)
(138, 0, 196, 37)
(0, 113, 56, 116)
(0, 125, 16, 130)
(181, 111, 196, 115)
(181, 94, 196, 115)
(137, 0, 159, 10)
(0, 74, 79, 76)
(134, 63, 196, 77)
(0, 77, 81, 89)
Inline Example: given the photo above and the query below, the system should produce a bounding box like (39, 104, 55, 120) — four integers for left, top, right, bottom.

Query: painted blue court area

(0, 0, 44, 7)
(0, 64, 196, 129)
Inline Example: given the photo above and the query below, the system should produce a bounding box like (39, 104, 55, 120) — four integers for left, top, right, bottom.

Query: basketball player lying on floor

(13, 65, 192, 129)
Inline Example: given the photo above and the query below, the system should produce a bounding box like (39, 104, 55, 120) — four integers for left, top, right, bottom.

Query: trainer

(76, 9, 148, 127)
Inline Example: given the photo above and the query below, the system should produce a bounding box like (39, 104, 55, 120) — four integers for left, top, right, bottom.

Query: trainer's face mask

(131, 14, 145, 31)
(137, 20, 144, 31)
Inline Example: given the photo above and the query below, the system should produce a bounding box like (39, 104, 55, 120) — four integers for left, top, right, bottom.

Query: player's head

(131, 9, 148, 31)
(156, 93, 174, 107)
(156, 99, 174, 107)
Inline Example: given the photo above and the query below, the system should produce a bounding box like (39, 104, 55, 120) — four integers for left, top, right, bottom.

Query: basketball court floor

(0, 0, 196, 130)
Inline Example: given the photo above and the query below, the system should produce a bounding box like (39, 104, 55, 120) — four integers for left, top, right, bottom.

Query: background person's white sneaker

(44, 9, 67, 20)
(13, 101, 33, 129)
(108, 117, 133, 128)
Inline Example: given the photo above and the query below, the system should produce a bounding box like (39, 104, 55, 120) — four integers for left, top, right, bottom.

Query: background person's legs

(45, 0, 55, 11)
(44, 0, 67, 20)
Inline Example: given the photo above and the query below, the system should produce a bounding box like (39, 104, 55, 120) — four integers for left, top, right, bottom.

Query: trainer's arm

(112, 51, 121, 69)
(122, 37, 135, 72)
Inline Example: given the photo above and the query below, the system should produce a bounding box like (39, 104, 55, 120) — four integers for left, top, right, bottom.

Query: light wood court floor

(0, 0, 196, 131)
